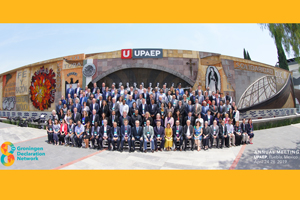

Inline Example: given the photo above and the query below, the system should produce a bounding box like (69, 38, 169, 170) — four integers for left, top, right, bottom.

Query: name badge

(147, 132, 150, 137)
(112, 119, 114, 123)
(69, 129, 72, 132)
(157, 134, 160, 138)
(49, 128, 52, 131)
(114, 131, 117, 136)
(144, 122, 146, 126)
(92, 121, 94, 125)
(102, 120, 104, 126)
(82, 119, 84, 123)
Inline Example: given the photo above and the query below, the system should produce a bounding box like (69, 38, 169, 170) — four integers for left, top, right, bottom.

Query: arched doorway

(92, 68, 192, 89)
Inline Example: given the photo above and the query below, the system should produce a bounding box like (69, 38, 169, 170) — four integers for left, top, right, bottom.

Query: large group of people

(46, 82, 254, 153)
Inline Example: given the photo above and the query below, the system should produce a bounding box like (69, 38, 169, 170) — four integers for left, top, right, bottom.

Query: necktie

(136, 127, 138, 133)
(214, 105, 215, 110)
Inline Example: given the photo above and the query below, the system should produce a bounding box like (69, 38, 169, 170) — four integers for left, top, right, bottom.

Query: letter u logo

(123, 50, 130, 57)
(121, 49, 132, 59)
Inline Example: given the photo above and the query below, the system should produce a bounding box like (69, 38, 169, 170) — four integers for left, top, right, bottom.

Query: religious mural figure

(205, 66, 220, 93)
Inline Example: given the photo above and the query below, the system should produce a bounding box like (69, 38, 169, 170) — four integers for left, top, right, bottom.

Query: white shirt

(119, 104, 129, 115)
(187, 126, 190, 136)
(103, 126, 107, 137)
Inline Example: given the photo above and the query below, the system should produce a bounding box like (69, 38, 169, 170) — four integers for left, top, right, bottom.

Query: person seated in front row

(83, 121, 92, 149)
(154, 121, 165, 151)
(210, 120, 219, 149)
(99, 119, 111, 150)
(111, 122, 121, 151)
(119, 119, 131, 152)
(219, 120, 228, 148)
(143, 120, 155, 153)
(234, 120, 242, 146)
(201, 121, 209, 151)
(240, 118, 249, 144)
(131, 120, 143, 152)
(227, 119, 235, 147)
(172, 120, 183, 151)
(74, 120, 84, 148)
(91, 122, 100, 149)
(183, 119, 194, 151)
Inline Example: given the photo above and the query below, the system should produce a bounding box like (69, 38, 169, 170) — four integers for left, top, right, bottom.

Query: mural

(2, 97, 16, 111)
(0, 76, 2, 110)
(29, 66, 56, 111)
(3, 73, 16, 98)
(16, 68, 30, 96)
(205, 66, 220, 93)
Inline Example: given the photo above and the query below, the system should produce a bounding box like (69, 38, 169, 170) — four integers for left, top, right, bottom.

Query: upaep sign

(121, 49, 163, 59)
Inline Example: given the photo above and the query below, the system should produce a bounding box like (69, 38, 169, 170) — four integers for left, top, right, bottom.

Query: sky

(0, 23, 289, 74)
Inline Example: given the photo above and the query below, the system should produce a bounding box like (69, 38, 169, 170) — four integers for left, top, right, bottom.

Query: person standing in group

(165, 111, 174, 128)
(247, 118, 254, 144)
(164, 123, 173, 151)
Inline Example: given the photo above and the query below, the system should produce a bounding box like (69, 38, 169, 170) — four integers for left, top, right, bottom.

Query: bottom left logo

(1, 142, 16, 167)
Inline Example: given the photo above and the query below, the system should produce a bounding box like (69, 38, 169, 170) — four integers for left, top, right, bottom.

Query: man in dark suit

(56, 101, 63, 114)
(89, 98, 99, 115)
(66, 85, 75, 99)
(203, 110, 213, 126)
(154, 120, 165, 151)
(109, 98, 119, 115)
(72, 107, 81, 125)
(74, 83, 82, 97)
(80, 93, 88, 106)
(119, 119, 131, 152)
(185, 100, 195, 116)
(100, 82, 106, 94)
(130, 109, 142, 127)
(131, 120, 143, 152)
(175, 90, 182, 101)
(119, 111, 131, 126)
(98, 119, 111, 150)
(175, 101, 185, 118)
(90, 109, 100, 126)
(72, 98, 81, 114)
(91, 82, 99, 95)
(219, 120, 228, 148)
(138, 98, 149, 118)
(146, 93, 156, 105)
(148, 99, 157, 119)
(132, 90, 139, 101)
(108, 110, 119, 127)
(102, 87, 111, 101)
(218, 100, 226, 118)
(173, 120, 183, 151)
(183, 119, 194, 151)
(110, 122, 121, 151)
(184, 112, 195, 127)
(240, 118, 248, 144)
(209, 100, 218, 117)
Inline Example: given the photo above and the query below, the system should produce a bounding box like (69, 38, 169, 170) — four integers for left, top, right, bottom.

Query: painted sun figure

(30, 66, 56, 111)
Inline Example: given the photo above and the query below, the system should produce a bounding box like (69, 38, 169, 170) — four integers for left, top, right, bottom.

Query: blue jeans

(144, 138, 154, 150)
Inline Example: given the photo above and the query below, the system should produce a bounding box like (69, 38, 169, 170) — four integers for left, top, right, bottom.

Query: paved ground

(0, 122, 299, 170)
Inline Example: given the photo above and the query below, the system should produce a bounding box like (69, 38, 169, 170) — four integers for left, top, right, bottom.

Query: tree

(260, 24, 300, 71)
(247, 51, 251, 60)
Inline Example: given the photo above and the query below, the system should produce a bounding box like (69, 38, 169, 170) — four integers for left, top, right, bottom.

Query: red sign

(121, 49, 132, 59)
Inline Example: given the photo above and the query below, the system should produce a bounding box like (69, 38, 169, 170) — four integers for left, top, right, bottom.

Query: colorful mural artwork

(29, 66, 56, 111)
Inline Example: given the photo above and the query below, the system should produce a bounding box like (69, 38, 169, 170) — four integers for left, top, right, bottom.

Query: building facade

(0, 49, 297, 119)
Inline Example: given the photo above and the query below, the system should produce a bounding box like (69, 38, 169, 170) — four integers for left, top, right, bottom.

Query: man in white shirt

(119, 99, 129, 116)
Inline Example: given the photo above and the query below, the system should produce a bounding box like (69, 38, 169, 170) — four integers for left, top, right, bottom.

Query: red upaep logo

(121, 49, 132, 59)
